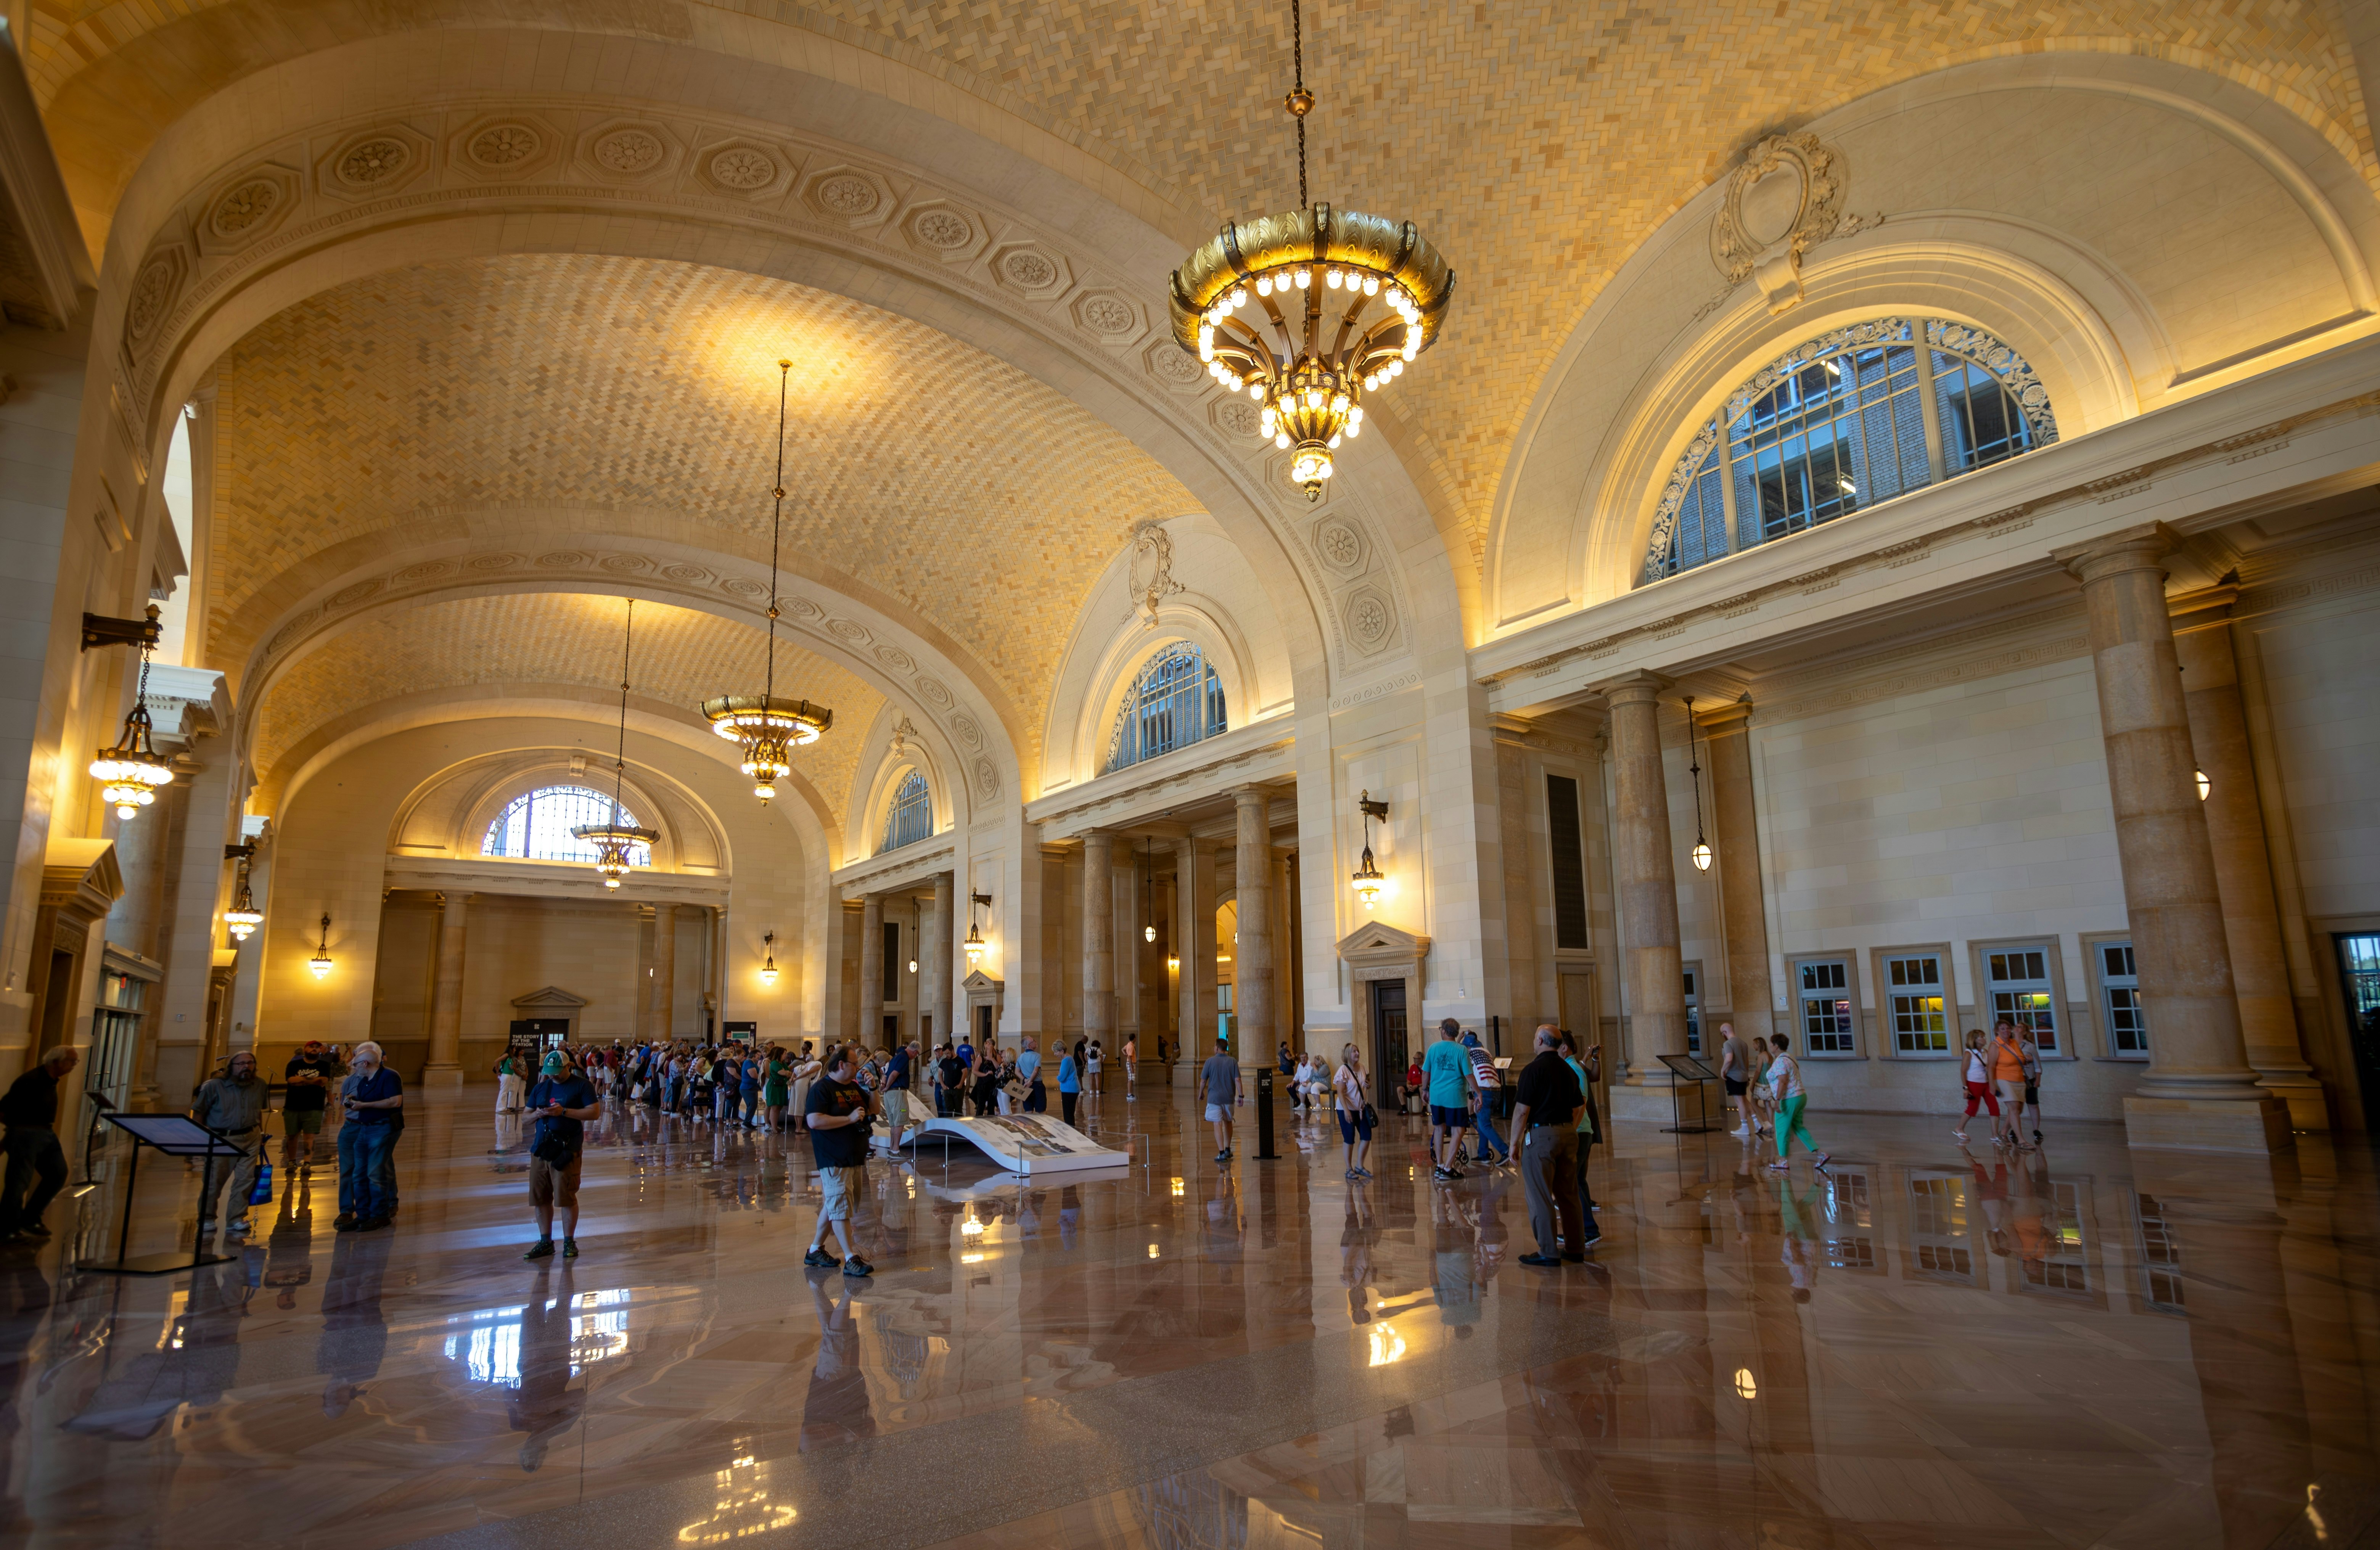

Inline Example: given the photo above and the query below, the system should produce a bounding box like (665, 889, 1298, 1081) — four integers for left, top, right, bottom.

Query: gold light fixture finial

(574, 598, 659, 888)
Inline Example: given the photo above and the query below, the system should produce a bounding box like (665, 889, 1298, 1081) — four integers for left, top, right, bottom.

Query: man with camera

(522, 1050, 602, 1260)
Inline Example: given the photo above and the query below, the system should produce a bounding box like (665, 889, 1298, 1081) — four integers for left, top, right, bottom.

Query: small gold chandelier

(704, 360, 833, 802)
(572, 598, 658, 890)
(1167, 0, 1455, 501)
(1350, 789, 1388, 909)
(224, 845, 263, 942)
(90, 643, 175, 820)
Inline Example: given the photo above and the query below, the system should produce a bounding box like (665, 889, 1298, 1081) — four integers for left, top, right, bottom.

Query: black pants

(1061, 1092, 1078, 1126)
(0, 1129, 66, 1234)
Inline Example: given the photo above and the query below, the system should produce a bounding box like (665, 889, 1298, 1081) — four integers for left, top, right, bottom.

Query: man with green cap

(523, 1050, 601, 1260)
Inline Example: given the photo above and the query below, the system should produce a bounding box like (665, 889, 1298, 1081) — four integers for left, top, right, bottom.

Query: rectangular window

(1546, 775, 1589, 951)
(1985, 945, 2060, 1053)
(2096, 942, 2148, 1056)
(1798, 959, 1855, 1054)
(1682, 965, 1701, 1056)
(2137, 1193, 2185, 1312)
(2332, 934, 2379, 1069)
(1908, 1174, 1975, 1283)
(881, 922, 901, 1002)
(1883, 953, 1949, 1054)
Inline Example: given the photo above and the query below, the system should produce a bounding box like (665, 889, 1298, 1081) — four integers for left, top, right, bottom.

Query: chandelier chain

(1290, 0, 1308, 210)
(610, 598, 635, 823)
(765, 359, 790, 705)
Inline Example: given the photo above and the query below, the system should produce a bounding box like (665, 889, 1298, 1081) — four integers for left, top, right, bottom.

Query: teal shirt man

(1423, 1037, 1470, 1109)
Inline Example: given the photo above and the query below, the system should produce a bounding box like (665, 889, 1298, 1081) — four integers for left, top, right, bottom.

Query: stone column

(1593, 671, 1686, 1100)
(2171, 588, 2324, 1129)
(859, 893, 885, 1048)
(2055, 524, 2287, 1152)
(1234, 786, 1275, 1062)
(929, 872, 954, 1046)
(1698, 699, 1775, 1039)
(1176, 836, 1207, 1065)
(1081, 831, 1115, 1045)
(423, 891, 468, 1087)
(651, 902, 677, 1041)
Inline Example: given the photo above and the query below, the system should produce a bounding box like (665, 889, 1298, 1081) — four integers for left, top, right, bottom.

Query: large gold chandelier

(703, 361, 833, 804)
(89, 643, 175, 820)
(1167, 0, 1456, 502)
(573, 598, 658, 889)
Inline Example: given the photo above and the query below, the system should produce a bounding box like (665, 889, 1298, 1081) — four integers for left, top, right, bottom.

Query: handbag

(247, 1161, 275, 1206)
(1362, 1102, 1378, 1128)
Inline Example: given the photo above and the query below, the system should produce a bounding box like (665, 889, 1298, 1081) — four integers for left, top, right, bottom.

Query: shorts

(285, 1108, 325, 1135)
(528, 1152, 582, 1210)
(1995, 1077, 2026, 1109)
(818, 1164, 867, 1222)
(1337, 1110, 1373, 1143)
(881, 1090, 909, 1132)
(1723, 1079, 1747, 1097)
(1204, 1103, 1230, 1123)
(1430, 1104, 1470, 1130)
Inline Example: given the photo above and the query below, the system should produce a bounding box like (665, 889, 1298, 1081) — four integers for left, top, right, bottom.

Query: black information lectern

(1655, 1053, 1723, 1135)
(76, 1113, 240, 1276)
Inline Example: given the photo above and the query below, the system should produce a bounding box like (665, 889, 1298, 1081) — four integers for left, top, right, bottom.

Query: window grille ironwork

(483, 786, 647, 865)
(882, 770, 932, 852)
(1105, 642, 1228, 774)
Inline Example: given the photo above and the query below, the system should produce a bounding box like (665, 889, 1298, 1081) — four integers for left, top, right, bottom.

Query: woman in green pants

(1761, 1033, 1829, 1172)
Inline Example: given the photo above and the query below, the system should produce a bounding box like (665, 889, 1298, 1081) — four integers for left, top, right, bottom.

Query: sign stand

(1253, 1068, 1279, 1159)
(1655, 1053, 1723, 1135)
(76, 1113, 241, 1276)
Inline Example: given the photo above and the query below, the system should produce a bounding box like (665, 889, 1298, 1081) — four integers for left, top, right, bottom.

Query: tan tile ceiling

(211, 253, 1198, 759)
(45, 2, 2373, 570)
(252, 593, 883, 814)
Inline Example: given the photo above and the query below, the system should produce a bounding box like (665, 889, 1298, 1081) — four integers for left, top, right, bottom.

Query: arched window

(1645, 318, 2057, 581)
(1105, 642, 1228, 774)
(881, 770, 932, 852)
(482, 786, 648, 865)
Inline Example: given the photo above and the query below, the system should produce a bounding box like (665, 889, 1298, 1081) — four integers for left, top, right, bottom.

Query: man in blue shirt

(1200, 1038, 1240, 1162)
(881, 1042, 913, 1148)
(1423, 1019, 1473, 1182)
(523, 1052, 601, 1260)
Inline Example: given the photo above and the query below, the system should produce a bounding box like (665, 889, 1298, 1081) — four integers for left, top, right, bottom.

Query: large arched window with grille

(1644, 318, 2057, 581)
(881, 770, 933, 852)
(482, 786, 648, 865)
(1105, 642, 1228, 774)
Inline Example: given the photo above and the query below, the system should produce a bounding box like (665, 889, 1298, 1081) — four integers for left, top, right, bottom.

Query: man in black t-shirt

(1509, 1027, 1586, 1267)
(522, 1052, 601, 1261)
(804, 1045, 876, 1278)
(935, 1048, 966, 1118)
(281, 1041, 339, 1172)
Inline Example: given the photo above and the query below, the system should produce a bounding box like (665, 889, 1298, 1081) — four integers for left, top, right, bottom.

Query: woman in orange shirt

(1989, 1020, 2028, 1151)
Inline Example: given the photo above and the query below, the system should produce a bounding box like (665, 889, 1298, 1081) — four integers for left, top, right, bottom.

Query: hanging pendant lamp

(90, 643, 175, 820)
(573, 598, 659, 889)
(1685, 696, 1713, 871)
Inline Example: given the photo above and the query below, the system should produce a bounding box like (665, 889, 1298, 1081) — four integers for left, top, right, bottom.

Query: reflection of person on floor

(1203, 1168, 1241, 1264)
(263, 1177, 317, 1309)
(318, 1226, 392, 1418)
(1773, 1176, 1819, 1301)
(2009, 1154, 2053, 1277)
(508, 1268, 584, 1471)
(799, 1272, 876, 1453)
(1339, 1185, 1378, 1322)
(1430, 1188, 1480, 1332)
(1966, 1153, 2012, 1258)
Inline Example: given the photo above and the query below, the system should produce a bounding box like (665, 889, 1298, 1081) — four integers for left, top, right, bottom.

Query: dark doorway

(2336, 933, 2380, 1130)
(977, 1004, 994, 1045)
(509, 1018, 571, 1056)
(1370, 980, 1407, 1107)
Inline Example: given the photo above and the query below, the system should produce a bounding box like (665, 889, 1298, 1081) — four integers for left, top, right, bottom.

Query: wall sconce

(965, 890, 991, 970)
(1350, 789, 1388, 908)
(222, 843, 262, 943)
(1684, 695, 1713, 871)
(760, 930, 779, 987)
(309, 914, 334, 980)
(907, 957, 918, 974)
(2195, 769, 2211, 801)
(1167, 953, 1181, 972)
(1140, 834, 1158, 941)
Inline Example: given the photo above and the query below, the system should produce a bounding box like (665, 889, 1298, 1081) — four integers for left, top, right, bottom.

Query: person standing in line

(1762, 1033, 1828, 1173)
(1057, 1046, 1082, 1128)
(1423, 1020, 1473, 1182)
(494, 1048, 526, 1116)
(1717, 1021, 1762, 1138)
(1555, 1029, 1604, 1250)
(0, 1047, 77, 1243)
(1510, 1025, 1587, 1267)
(1016, 1037, 1046, 1113)
(1201, 1038, 1240, 1163)
(1082, 1040, 1103, 1123)
(1988, 1019, 2029, 1150)
(1463, 1033, 1512, 1169)
(282, 1040, 339, 1173)
(969, 1052, 1000, 1118)
(802, 1046, 877, 1278)
(739, 1051, 762, 1130)
(879, 1039, 912, 1146)
(1122, 1034, 1137, 1101)
(1332, 1043, 1373, 1179)
(761, 1047, 791, 1134)
(1953, 1029, 2000, 1144)
(521, 1051, 601, 1260)
(335, 1041, 404, 1231)
(192, 1050, 270, 1238)
(788, 1042, 822, 1140)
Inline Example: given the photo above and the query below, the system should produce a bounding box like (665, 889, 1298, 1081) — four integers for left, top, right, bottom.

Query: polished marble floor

(0, 1078, 2375, 1549)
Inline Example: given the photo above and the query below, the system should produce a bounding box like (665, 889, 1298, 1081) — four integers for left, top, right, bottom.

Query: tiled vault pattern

(251, 593, 883, 818)
(211, 253, 1196, 760)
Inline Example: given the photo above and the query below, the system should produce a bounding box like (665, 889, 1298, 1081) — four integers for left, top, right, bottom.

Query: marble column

(423, 891, 468, 1086)
(1698, 699, 1775, 1039)
(2055, 524, 2287, 1152)
(929, 872, 953, 1046)
(651, 902, 677, 1041)
(1594, 671, 1686, 1100)
(1176, 836, 1208, 1065)
(1081, 831, 1116, 1046)
(1234, 786, 1274, 1062)
(2171, 587, 2324, 1129)
(859, 893, 885, 1049)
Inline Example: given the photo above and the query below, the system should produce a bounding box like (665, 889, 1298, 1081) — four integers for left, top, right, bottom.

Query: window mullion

(1912, 320, 1948, 486)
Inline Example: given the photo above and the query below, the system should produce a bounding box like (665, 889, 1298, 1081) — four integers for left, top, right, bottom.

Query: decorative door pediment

(510, 985, 588, 1010)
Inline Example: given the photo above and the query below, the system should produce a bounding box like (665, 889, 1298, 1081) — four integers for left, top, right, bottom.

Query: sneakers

(1575, 1230, 1603, 1249)
(842, 1256, 874, 1278)
(803, 1246, 838, 1268)
(1813, 1153, 1832, 1170)
(1952, 1130, 1968, 1142)
(523, 1238, 555, 1260)
(2033, 1129, 2043, 1144)
(1517, 1253, 1563, 1268)
(561, 1238, 579, 1259)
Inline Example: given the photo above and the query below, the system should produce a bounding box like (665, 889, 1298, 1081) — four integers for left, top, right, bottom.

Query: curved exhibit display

(873, 1111, 1129, 1175)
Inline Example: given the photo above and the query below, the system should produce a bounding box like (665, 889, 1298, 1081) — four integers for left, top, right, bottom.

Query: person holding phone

(522, 1051, 601, 1260)
(335, 1041, 404, 1232)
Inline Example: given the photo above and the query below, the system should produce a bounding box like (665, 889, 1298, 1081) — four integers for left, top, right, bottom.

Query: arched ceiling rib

(210, 253, 1199, 767)
(250, 593, 884, 817)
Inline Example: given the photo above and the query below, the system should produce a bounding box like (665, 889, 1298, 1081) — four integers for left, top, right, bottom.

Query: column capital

(1693, 696, 1754, 735)
(2053, 520, 2177, 586)
(1589, 669, 1672, 708)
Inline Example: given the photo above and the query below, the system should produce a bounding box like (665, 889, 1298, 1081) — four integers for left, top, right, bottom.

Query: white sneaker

(1729, 1126, 1749, 1137)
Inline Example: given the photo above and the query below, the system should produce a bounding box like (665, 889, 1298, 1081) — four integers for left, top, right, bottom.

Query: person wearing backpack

(522, 1051, 601, 1261)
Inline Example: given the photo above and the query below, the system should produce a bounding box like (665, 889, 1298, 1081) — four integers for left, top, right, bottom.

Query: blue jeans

(1473, 1100, 1510, 1160)
(339, 1122, 397, 1220)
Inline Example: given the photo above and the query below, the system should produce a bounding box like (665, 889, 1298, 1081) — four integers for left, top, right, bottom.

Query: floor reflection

(0, 1083, 2363, 1550)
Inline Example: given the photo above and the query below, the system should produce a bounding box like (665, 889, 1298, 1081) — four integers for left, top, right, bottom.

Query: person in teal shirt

(1423, 1019, 1473, 1181)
